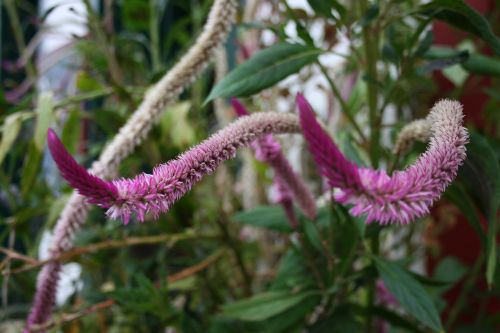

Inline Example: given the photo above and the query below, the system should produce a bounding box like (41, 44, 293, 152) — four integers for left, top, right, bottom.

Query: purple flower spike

(297, 94, 468, 225)
(47, 129, 119, 207)
(231, 98, 317, 221)
(49, 113, 300, 224)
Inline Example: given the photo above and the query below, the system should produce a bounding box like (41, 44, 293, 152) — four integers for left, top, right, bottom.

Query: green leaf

(221, 290, 317, 321)
(374, 258, 443, 332)
(206, 43, 323, 101)
(33, 92, 54, 151)
(307, 0, 346, 20)
(421, 0, 500, 55)
(61, 109, 81, 155)
(0, 114, 23, 166)
(424, 46, 500, 77)
(458, 133, 500, 286)
(232, 205, 293, 233)
(75, 71, 104, 92)
(358, 4, 379, 28)
(445, 183, 485, 243)
(433, 257, 468, 293)
(462, 54, 500, 77)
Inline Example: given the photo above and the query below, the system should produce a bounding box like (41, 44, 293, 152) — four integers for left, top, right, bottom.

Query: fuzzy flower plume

(48, 112, 301, 224)
(47, 129, 118, 206)
(297, 93, 468, 224)
(393, 119, 430, 155)
(27, 1, 237, 331)
(231, 98, 317, 224)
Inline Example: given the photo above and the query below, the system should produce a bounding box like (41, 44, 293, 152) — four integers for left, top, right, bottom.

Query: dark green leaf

(445, 183, 485, 243)
(358, 4, 379, 28)
(421, 0, 500, 55)
(61, 109, 81, 155)
(221, 290, 318, 322)
(307, 0, 346, 19)
(414, 30, 434, 57)
(462, 54, 500, 77)
(417, 50, 469, 74)
(206, 43, 323, 101)
(374, 258, 443, 332)
(458, 133, 500, 286)
(432, 256, 468, 293)
(232, 205, 293, 232)
(310, 305, 363, 333)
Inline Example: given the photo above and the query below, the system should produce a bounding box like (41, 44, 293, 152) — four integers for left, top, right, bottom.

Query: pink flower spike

(51, 113, 300, 224)
(296, 93, 362, 191)
(47, 129, 119, 207)
(231, 97, 249, 117)
(297, 94, 468, 225)
(231, 98, 317, 221)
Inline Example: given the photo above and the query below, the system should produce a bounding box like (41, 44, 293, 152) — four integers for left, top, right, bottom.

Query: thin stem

(149, 0, 162, 72)
(445, 254, 484, 330)
(360, 0, 380, 168)
(215, 217, 252, 296)
(4, 0, 37, 79)
(316, 61, 368, 145)
(365, 231, 380, 333)
(7, 231, 217, 274)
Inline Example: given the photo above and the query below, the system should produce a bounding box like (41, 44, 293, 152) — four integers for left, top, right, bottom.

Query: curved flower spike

(231, 98, 317, 223)
(48, 112, 301, 224)
(297, 93, 468, 224)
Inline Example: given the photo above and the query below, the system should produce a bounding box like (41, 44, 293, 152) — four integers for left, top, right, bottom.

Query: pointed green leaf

(458, 133, 500, 286)
(221, 290, 317, 321)
(421, 0, 500, 55)
(232, 205, 294, 233)
(206, 43, 323, 101)
(33, 92, 54, 151)
(0, 114, 23, 166)
(374, 258, 443, 332)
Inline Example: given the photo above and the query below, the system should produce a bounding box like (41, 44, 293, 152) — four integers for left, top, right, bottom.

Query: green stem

(149, 0, 162, 72)
(4, 0, 36, 79)
(316, 62, 368, 145)
(360, 0, 380, 168)
(215, 218, 252, 296)
(365, 232, 380, 333)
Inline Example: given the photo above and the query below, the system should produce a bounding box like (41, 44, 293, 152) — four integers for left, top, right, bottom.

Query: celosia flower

(297, 93, 468, 224)
(48, 112, 301, 224)
(27, 0, 238, 330)
(231, 98, 317, 226)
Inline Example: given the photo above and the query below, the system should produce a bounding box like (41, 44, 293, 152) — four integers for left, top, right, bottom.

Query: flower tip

(295, 93, 313, 116)
(230, 97, 249, 117)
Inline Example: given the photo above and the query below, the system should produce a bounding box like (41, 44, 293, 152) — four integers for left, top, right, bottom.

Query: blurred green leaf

(309, 305, 363, 333)
(374, 257, 443, 332)
(33, 92, 54, 151)
(462, 54, 500, 76)
(206, 43, 323, 101)
(459, 133, 500, 286)
(61, 109, 81, 155)
(75, 71, 104, 92)
(433, 257, 468, 293)
(445, 182, 485, 243)
(232, 205, 293, 233)
(421, 0, 500, 55)
(0, 113, 23, 166)
(221, 290, 317, 321)
(21, 143, 42, 197)
(307, 0, 346, 20)
(358, 4, 379, 28)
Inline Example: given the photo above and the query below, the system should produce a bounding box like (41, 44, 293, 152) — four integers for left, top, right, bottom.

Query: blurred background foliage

(0, 0, 499, 332)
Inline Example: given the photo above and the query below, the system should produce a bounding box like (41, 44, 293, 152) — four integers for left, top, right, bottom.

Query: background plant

(1, 0, 499, 332)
